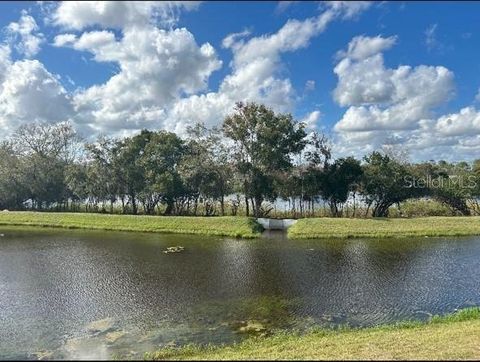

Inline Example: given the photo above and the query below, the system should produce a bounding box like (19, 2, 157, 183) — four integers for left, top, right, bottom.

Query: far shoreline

(0, 211, 263, 239)
(2, 211, 480, 240)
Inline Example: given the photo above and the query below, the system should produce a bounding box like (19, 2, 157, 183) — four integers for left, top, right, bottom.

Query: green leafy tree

(0, 142, 29, 210)
(321, 157, 363, 217)
(181, 124, 233, 216)
(11, 122, 80, 209)
(83, 136, 123, 213)
(300, 132, 332, 216)
(411, 161, 472, 215)
(222, 102, 307, 217)
(141, 131, 185, 215)
(115, 130, 154, 214)
(361, 151, 415, 217)
(64, 162, 88, 211)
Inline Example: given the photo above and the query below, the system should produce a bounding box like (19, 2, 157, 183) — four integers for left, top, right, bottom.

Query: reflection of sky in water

(1, 228, 480, 359)
(216, 239, 256, 297)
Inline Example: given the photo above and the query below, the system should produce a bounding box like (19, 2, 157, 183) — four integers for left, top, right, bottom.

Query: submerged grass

(0, 212, 263, 238)
(145, 308, 480, 360)
(288, 216, 480, 239)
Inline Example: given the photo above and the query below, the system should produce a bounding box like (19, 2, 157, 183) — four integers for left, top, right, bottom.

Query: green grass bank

(288, 216, 480, 239)
(4, 213, 480, 240)
(0, 212, 262, 238)
(145, 308, 480, 360)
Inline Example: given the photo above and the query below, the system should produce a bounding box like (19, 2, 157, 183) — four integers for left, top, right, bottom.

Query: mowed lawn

(0, 212, 262, 238)
(3, 213, 480, 240)
(146, 308, 480, 360)
(288, 216, 480, 239)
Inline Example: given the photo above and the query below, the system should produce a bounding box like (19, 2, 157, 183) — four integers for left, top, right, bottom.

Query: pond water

(1, 227, 480, 360)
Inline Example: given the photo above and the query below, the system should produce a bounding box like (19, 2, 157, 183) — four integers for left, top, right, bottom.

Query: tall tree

(11, 122, 80, 209)
(181, 124, 232, 216)
(141, 131, 185, 215)
(361, 151, 415, 217)
(321, 157, 363, 217)
(222, 102, 307, 217)
(411, 161, 472, 215)
(115, 130, 153, 214)
(84, 136, 124, 213)
(0, 141, 28, 210)
(301, 132, 332, 216)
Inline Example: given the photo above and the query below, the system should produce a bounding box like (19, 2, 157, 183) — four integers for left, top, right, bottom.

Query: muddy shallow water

(1, 227, 480, 359)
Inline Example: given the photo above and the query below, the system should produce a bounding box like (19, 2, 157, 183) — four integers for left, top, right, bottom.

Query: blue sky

(1, 1, 480, 161)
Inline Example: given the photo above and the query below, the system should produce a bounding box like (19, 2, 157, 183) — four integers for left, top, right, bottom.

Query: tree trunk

(329, 201, 342, 217)
(352, 192, 356, 218)
(130, 193, 137, 214)
(365, 200, 372, 218)
(253, 195, 263, 217)
(372, 202, 391, 217)
(220, 195, 225, 216)
(165, 199, 174, 215)
(194, 197, 199, 216)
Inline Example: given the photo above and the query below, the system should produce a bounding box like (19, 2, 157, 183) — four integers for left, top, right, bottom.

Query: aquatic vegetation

(289, 216, 480, 239)
(189, 295, 301, 339)
(145, 307, 480, 360)
(163, 246, 185, 254)
(104, 331, 126, 344)
(31, 350, 53, 360)
(86, 318, 115, 334)
(0, 212, 262, 238)
(236, 321, 267, 334)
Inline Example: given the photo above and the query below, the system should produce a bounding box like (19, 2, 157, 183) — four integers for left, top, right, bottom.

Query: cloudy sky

(1, 1, 480, 161)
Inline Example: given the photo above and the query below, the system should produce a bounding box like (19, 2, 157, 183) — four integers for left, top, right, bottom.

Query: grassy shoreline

(289, 216, 480, 239)
(4, 212, 480, 240)
(0, 212, 263, 238)
(145, 308, 480, 360)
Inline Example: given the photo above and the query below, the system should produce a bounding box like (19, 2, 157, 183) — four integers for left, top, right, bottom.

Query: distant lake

(1, 227, 479, 360)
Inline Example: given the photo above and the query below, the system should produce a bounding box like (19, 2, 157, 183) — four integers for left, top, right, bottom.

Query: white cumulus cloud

(50, 1, 201, 30)
(162, 1, 372, 135)
(2, 1, 372, 140)
(330, 35, 472, 160)
(6, 11, 44, 57)
(65, 26, 222, 134)
(301, 110, 321, 130)
(337, 34, 397, 61)
(333, 35, 454, 132)
(0, 48, 73, 134)
(435, 107, 480, 137)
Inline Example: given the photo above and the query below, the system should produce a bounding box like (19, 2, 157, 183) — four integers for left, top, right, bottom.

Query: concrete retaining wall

(257, 218, 297, 231)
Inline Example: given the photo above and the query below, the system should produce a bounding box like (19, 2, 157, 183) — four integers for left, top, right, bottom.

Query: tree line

(2, 102, 480, 218)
